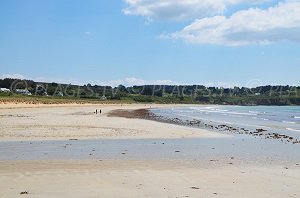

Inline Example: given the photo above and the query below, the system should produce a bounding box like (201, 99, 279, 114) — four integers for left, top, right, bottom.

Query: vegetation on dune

(0, 78, 299, 105)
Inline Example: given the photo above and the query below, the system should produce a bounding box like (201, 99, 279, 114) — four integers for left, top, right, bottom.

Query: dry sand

(0, 104, 299, 198)
(0, 103, 227, 141)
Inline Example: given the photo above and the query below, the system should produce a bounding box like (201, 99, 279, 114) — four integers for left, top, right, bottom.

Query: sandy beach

(0, 104, 299, 197)
(0, 103, 225, 141)
(1, 160, 299, 198)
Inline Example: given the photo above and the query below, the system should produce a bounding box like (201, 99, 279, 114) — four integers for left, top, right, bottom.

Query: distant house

(55, 91, 64, 97)
(255, 93, 261, 96)
(100, 96, 107, 100)
(36, 84, 48, 96)
(15, 89, 32, 95)
(0, 88, 11, 93)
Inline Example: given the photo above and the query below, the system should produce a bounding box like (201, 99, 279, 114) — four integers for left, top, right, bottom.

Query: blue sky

(0, 0, 299, 87)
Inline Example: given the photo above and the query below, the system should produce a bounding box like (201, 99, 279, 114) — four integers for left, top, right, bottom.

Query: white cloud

(34, 76, 88, 85)
(84, 31, 92, 36)
(122, 0, 269, 21)
(126, 77, 180, 86)
(97, 77, 180, 87)
(96, 79, 123, 87)
(154, 79, 177, 85)
(0, 73, 89, 85)
(1, 72, 183, 88)
(204, 81, 240, 88)
(1, 73, 26, 79)
(0, 74, 178, 87)
(162, 1, 300, 45)
(125, 77, 146, 85)
(0, 74, 267, 88)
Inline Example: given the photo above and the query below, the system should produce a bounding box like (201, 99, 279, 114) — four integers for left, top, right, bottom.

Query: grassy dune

(0, 93, 129, 105)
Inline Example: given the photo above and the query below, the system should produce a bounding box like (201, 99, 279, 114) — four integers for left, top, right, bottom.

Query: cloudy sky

(0, 0, 299, 87)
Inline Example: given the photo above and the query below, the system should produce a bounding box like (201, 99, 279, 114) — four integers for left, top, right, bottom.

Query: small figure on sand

(95, 109, 98, 114)
(100, 109, 102, 114)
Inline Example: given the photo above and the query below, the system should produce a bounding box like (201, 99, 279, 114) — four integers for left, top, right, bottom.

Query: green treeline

(0, 78, 300, 105)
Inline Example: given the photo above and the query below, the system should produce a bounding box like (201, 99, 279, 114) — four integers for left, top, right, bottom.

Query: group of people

(95, 109, 102, 114)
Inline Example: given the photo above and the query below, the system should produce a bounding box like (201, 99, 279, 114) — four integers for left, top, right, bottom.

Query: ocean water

(151, 105, 300, 139)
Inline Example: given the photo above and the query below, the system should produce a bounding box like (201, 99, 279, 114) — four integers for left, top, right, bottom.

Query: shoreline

(108, 108, 300, 145)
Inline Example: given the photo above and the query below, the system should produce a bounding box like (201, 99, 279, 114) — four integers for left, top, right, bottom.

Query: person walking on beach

(96, 109, 98, 114)
(100, 109, 102, 114)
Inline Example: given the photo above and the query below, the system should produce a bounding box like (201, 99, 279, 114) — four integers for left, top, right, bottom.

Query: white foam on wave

(257, 118, 269, 121)
(189, 107, 256, 116)
(282, 121, 296, 124)
(189, 106, 216, 110)
(292, 116, 300, 119)
(189, 106, 216, 111)
(221, 111, 257, 116)
(286, 128, 300, 133)
(171, 112, 234, 125)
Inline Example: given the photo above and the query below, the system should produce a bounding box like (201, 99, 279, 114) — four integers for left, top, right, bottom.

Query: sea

(151, 105, 300, 140)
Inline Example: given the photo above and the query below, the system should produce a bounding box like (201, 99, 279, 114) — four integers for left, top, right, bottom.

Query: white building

(15, 89, 32, 95)
(55, 91, 64, 97)
(100, 96, 107, 100)
(0, 88, 11, 93)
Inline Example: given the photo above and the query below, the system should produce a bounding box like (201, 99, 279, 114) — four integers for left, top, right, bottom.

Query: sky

(0, 0, 299, 87)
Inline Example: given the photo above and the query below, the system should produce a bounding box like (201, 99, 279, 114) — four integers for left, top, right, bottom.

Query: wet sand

(1, 160, 299, 198)
(0, 104, 299, 197)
